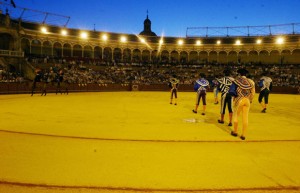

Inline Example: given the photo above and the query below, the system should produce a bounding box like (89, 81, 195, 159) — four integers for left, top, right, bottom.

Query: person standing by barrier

(217, 69, 234, 126)
(258, 72, 272, 113)
(192, 73, 210, 115)
(168, 74, 179, 105)
(56, 69, 64, 95)
(229, 68, 255, 140)
(41, 70, 49, 96)
(211, 76, 220, 104)
(31, 68, 42, 96)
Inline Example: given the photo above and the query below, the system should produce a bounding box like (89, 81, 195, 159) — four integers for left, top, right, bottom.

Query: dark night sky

(3, 0, 300, 37)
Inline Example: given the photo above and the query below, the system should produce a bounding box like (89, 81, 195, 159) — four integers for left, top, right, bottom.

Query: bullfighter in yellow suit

(229, 68, 255, 140)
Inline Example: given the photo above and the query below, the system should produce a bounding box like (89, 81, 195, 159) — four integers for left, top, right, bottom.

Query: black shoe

(201, 112, 205, 115)
(231, 131, 238, 137)
(170, 102, 172, 104)
(214, 102, 219, 105)
(192, 110, 197, 114)
(228, 123, 232, 126)
(261, 108, 266, 113)
(174, 103, 177, 105)
(218, 120, 224, 124)
(240, 136, 246, 140)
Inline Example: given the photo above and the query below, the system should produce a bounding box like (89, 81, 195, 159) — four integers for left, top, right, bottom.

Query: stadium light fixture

(80, 32, 88, 39)
(120, 36, 127, 42)
(41, 26, 48, 34)
(276, 37, 284, 44)
(256, 39, 262, 44)
(178, 39, 184, 45)
(216, 40, 221, 45)
(196, 40, 202, 45)
(102, 34, 108, 41)
(140, 38, 146, 43)
(159, 39, 164, 44)
(61, 29, 68, 36)
(235, 40, 241, 45)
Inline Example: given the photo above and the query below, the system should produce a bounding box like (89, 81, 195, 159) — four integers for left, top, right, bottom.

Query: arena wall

(0, 83, 298, 94)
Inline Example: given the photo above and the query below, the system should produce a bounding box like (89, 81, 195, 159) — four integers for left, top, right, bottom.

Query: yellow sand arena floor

(0, 92, 300, 193)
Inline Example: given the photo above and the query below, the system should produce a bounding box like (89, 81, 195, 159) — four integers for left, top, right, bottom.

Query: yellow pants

(233, 98, 251, 136)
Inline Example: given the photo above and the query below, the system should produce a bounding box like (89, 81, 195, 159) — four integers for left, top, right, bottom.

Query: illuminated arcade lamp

(61, 29, 68, 36)
(235, 40, 241, 45)
(80, 32, 88, 39)
(41, 26, 48, 34)
(196, 40, 202, 45)
(120, 36, 127, 42)
(140, 38, 146, 43)
(216, 40, 221, 45)
(159, 39, 164, 44)
(276, 37, 284, 44)
(256, 39, 262, 44)
(102, 34, 108, 41)
(178, 39, 184, 45)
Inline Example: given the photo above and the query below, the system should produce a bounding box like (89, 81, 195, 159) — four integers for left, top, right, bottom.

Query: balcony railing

(0, 50, 24, 57)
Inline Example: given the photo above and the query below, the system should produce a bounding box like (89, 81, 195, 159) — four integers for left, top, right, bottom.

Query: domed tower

(139, 12, 157, 36)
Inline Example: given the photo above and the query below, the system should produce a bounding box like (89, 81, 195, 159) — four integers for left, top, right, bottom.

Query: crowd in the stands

(1, 58, 300, 88)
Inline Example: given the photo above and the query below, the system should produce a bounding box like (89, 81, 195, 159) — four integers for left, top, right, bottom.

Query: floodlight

(61, 29, 67, 36)
(120, 36, 127, 42)
(276, 37, 284, 44)
(41, 27, 47, 33)
(178, 39, 183, 45)
(256, 39, 262, 44)
(80, 32, 88, 39)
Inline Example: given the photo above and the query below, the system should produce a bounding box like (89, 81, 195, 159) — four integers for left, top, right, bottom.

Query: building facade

(1, 12, 300, 65)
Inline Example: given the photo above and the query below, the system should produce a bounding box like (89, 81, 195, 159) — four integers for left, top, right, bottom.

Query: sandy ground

(0, 92, 300, 193)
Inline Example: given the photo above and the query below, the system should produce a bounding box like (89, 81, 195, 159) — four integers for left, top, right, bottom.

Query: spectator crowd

(1, 58, 300, 89)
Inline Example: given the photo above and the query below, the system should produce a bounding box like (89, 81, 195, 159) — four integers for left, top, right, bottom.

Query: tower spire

(139, 10, 157, 36)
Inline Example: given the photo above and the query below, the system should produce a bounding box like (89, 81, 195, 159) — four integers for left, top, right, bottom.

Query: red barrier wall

(0, 83, 298, 94)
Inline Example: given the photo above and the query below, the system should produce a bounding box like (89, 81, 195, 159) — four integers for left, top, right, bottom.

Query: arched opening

(218, 51, 227, 64)
(209, 51, 218, 63)
(142, 50, 150, 64)
(270, 50, 281, 64)
(249, 50, 259, 64)
(83, 45, 93, 58)
(73, 44, 82, 58)
(189, 51, 198, 64)
(132, 49, 141, 63)
(151, 50, 159, 64)
(53, 42, 62, 57)
(42, 41, 52, 56)
(123, 48, 131, 63)
(291, 49, 300, 64)
(199, 51, 208, 64)
(63, 43, 71, 57)
(180, 51, 188, 64)
(280, 50, 291, 64)
(258, 50, 269, 64)
(170, 50, 179, 65)
(94, 46, 102, 59)
(161, 50, 169, 64)
(21, 38, 30, 56)
(31, 39, 42, 56)
(228, 51, 238, 64)
(113, 48, 122, 63)
(103, 47, 112, 63)
(238, 51, 248, 64)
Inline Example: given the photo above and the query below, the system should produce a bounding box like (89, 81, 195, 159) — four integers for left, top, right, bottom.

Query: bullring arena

(0, 91, 300, 193)
(1, 1, 300, 193)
